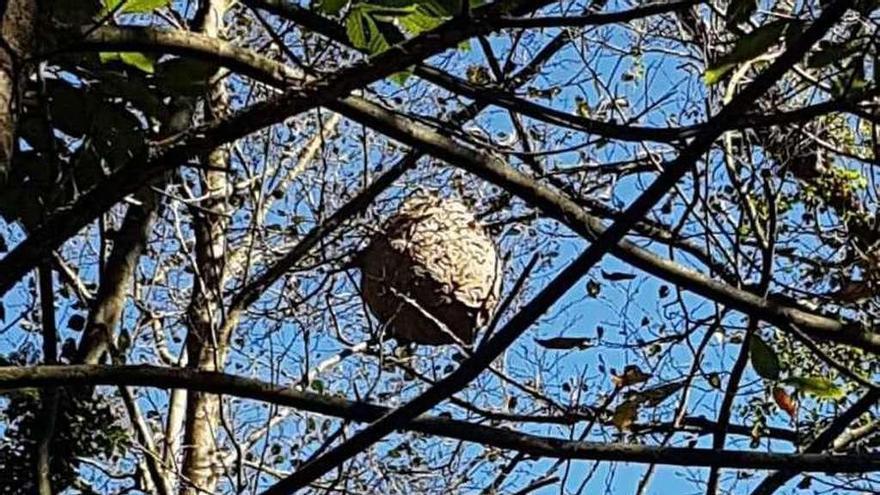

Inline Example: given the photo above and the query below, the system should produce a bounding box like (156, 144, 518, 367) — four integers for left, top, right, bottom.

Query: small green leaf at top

(102, 0, 171, 14)
(389, 68, 413, 86)
(346, 7, 371, 50)
(784, 376, 845, 400)
(398, 5, 446, 35)
(749, 334, 780, 381)
(317, 0, 349, 15)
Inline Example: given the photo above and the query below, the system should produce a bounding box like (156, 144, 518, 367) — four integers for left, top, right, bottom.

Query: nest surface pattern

(360, 194, 501, 345)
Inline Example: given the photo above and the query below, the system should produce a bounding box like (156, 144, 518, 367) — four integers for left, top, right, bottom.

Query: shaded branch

(0, 0, 554, 297)
(0, 364, 876, 474)
(69, 23, 880, 353)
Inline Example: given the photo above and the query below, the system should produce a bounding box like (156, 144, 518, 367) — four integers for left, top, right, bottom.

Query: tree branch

(1, 364, 877, 474)
(0, 0, 554, 297)
(69, 21, 880, 353)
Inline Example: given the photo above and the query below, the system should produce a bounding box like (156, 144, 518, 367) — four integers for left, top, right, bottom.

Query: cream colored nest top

(359, 193, 501, 345)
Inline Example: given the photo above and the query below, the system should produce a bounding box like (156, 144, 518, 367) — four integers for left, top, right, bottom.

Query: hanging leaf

(601, 270, 636, 282)
(773, 386, 798, 420)
(626, 380, 685, 407)
(612, 365, 651, 388)
(783, 376, 845, 400)
(346, 8, 370, 50)
(399, 5, 446, 35)
(749, 334, 780, 381)
(705, 20, 790, 85)
(612, 400, 639, 431)
(389, 68, 414, 86)
(534, 336, 594, 350)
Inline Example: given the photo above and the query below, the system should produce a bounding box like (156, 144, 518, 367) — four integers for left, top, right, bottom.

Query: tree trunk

(180, 1, 232, 493)
(0, 0, 37, 185)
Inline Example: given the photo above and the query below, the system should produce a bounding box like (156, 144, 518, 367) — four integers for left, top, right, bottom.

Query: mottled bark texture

(0, 0, 37, 186)
(180, 1, 232, 493)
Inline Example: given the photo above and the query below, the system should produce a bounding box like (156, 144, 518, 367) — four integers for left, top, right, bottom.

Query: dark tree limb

(67, 21, 880, 353)
(35, 264, 58, 495)
(0, 364, 877, 474)
(0, 0, 553, 297)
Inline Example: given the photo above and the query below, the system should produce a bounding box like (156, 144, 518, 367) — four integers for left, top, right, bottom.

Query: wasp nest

(359, 193, 501, 345)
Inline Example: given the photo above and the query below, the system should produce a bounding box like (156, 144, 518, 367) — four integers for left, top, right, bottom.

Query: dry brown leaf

(773, 386, 798, 421)
(612, 365, 652, 388)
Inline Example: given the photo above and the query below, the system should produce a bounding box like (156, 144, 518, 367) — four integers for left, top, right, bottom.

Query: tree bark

(0, 0, 37, 185)
(180, 2, 232, 493)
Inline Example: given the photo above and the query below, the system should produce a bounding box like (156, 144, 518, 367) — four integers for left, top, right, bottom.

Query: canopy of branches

(0, 0, 879, 493)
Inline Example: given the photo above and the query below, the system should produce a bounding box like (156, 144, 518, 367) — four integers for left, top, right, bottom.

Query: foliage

(0, 356, 129, 494)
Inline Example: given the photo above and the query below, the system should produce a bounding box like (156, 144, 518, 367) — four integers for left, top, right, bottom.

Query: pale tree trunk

(0, 0, 37, 185)
(180, 1, 232, 493)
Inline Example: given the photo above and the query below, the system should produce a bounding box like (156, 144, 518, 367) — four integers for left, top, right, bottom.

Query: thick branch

(65, 24, 879, 352)
(0, 0, 553, 297)
(0, 365, 877, 474)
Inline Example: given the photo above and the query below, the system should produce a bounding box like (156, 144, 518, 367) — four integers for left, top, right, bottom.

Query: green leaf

(417, 0, 457, 16)
(365, 16, 391, 54)
(317, 0, 348, 15)
(120, 52, 155, 73)
(389, 68, 413, 86)
(704, 20, 790, 85)
(310, 379, 325, 393)
(346, 8, 370, 49)
(704, 63, 734, 85)
(399, 5, 446, 35)
(102, 0, 170, 14)
(749, 334, 780, 381)
(99, 51, 155, 73)
(784, 376, 845, 400)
